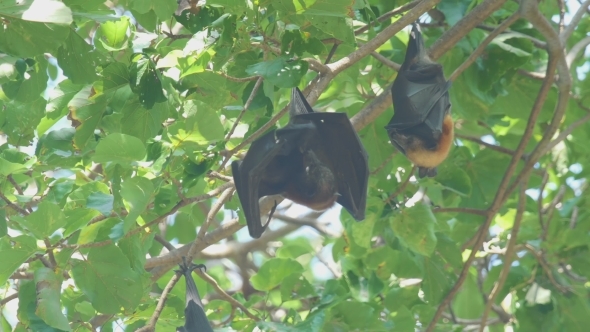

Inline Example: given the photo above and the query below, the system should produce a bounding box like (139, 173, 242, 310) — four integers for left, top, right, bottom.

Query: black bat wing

(295, 112, 369, 221)
(232, 130, 287, 238)
(387, 73, 452, 136)
(176, 262, 213, 332)
(290, 87, 315, 116)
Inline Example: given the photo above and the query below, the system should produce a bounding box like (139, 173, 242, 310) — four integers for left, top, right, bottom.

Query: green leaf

(56, 29, 99, 84)
(452, 272, 484, 319)
(121, 177, 155, 233)
(93, 133, 147, 164)
(132, 0, 177, 21)
(19, 201, 66, 239)
(70, 93, 108, 149)
(34, 268, 72, 331)
(301, 0, 354, 17)
(129, 53, 167, 109)
(307, 16, 354, 44)
(0, 235, 38, 285)
(437, 0, 469, 26)
(332, 300, 380, 329)
(434, 161, 472, 196)
(86, 192, 114, 216)
(276, 241, 314, 259)
(63, 208, 102, 238)
(207, 0, 248, 14)
(166, 100, 225, 148)
(97, 17, 130, 51)
(0, 19, 70, 58)
(71, 245, 144, 314)
(250, 258, 304, 291)
(0, 156, 28, 176)
(246, 57, 309, 88)
(0, 0, 73, 24)
(422, 256, 453, 304)
(280, 273, 316, 302)
(390, 204, 438, 256)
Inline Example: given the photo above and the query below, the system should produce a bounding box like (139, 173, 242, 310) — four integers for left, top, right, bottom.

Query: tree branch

(479, 179, 529, 331)
(559, 0, 590, 43)
(448, 12, 521, 82)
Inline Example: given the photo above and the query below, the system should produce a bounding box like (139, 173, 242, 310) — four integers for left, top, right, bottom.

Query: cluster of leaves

(0, 0, 590, 331)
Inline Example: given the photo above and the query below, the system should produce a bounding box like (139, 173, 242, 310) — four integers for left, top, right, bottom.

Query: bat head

(283, 150, 338, 210)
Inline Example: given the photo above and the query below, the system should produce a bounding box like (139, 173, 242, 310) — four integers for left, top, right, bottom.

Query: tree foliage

(1, 0, 590, 331)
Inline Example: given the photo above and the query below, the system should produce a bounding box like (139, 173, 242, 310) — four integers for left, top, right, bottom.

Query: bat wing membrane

(232, 131, 286, 238)
(177, 263, 213, 332)
(388, 75, 451, 133)
(296, 113, 369, 221)
(290, 87, 315, 115)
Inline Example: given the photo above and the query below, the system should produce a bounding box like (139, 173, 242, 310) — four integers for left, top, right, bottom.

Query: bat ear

(290, 87, 315, 117)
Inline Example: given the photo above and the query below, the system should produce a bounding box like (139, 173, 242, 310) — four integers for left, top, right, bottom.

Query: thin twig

(155, 234, 176, 252)
(370, 153, 396, 175)
(219, 72, 259, 82)
(479, 178, 529, 331)
(61, 182, 235, 249)
(428, 0, 510, 60)
(223, 76, 264, 143)
(522, 244, 570, 294)
(432, 207, 488, 216)
(147, 218, 244, 279)
(195, 269, 260, 321)
(456, 134, 518, 158)
(540, 185, 566, 241)
(186, 188, 235, 261)
(425, 2, 562, 329)
(448, 12, 521, 82)
(0, 191, 29, 215)
(136, 270, 183, 332)
(207, 171, 233, 182)
(0, 293, 18, 306)
(44, 238, 57, 268)
(273, 214, 339, 237)
(324, 43, 339, 64)
(385, 167, 415, 204)
(354, 0, 421, 35)
(537, 111, 590, 157)
(559, 0, 590, 43)
(369, 50, 401, 71)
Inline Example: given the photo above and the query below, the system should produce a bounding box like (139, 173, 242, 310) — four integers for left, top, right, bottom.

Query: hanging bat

(385, 22, 453, 178)
(176, 259, 213, 332)
(232, 87, 369, 238)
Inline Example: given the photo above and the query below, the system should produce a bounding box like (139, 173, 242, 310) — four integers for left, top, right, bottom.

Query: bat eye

(306, 188, 316, 197)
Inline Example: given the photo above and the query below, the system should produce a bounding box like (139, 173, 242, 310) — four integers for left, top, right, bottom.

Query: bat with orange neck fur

(385, 22, 453, 178)
(232, 87, 369, 238)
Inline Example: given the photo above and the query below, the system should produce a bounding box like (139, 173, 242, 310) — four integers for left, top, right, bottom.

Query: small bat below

(176, 259, 213, 332)
(232, 87, 369, 238)
(385, 22, 453, 178)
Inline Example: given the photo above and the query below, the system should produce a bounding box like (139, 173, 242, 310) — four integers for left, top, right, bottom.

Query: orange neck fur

(406, 114, 454, 168)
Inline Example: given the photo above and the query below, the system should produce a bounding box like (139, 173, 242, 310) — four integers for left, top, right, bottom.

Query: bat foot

(176, 257, 207, 274)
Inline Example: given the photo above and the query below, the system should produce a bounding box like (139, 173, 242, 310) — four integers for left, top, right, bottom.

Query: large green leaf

(71, 245, 145, 314)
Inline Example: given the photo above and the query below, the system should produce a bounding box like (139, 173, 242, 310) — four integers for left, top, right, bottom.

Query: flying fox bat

(385, 22, 453, 178)
(232, 87, 369, 238)
(176, 259, 213, 332)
